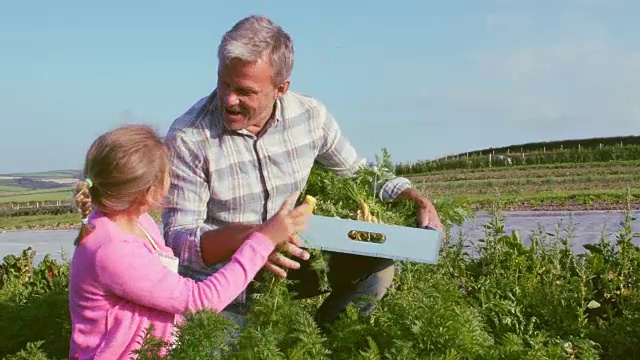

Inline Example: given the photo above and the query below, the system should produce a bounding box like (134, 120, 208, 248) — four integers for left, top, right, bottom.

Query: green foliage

(2, 341, 51, 360)
(1, 150, 640, 359)
(303, 149, 475, 229)
(0, 248, 71, 359)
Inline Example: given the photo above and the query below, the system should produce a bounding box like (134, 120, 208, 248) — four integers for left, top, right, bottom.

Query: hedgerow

(395, 144, 640, 174)
(0, 205, 76, 218)
(1, 151, 639, 359)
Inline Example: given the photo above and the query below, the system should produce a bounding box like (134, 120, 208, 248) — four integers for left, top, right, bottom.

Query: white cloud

(431, 12, 640, 136)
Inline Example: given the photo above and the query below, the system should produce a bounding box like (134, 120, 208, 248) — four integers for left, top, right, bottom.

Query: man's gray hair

(218, 15, 294, 85)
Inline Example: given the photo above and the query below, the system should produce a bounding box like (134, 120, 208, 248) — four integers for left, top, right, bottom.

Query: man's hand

(397, 188, 443, 231)
(264, 234, 310, 278)
(416, 198, 443, 231)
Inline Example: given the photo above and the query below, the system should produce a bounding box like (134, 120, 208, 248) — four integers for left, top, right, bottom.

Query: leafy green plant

(0, 248, 71, 359)
(2, 151, 640, 359)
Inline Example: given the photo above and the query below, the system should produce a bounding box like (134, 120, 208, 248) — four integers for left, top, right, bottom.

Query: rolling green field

(0, 158, 638, 230)
(411, 161, 640, 211)
(0, 185, 28, 193)
(0, 169, 76, 207)
(0, 188, 74, 204)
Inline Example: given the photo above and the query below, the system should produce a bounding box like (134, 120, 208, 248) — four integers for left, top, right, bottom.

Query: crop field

(408, 161, 640, 180)
(2, 154, 640, 359)
(410, 162, 640, 211)
(0, 188, 74, 204)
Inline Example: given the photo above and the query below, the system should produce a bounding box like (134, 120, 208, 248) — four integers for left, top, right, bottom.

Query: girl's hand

(259, 193, 311, 247)
(259, 193, 313, 278)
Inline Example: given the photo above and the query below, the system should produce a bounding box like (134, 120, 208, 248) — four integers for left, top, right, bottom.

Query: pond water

(449, 210, 640, 254)
(1, 210, 638, 265)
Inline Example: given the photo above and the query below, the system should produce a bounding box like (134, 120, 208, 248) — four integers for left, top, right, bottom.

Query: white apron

(138, 224, 179, 274)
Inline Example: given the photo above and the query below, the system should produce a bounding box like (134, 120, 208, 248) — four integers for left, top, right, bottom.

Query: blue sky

(1, 0, 639, 173)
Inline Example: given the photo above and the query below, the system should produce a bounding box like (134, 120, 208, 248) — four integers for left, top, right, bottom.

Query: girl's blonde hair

(73, 124, 169, 245)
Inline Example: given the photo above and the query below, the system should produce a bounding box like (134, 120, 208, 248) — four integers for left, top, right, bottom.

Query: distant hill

(0, 178, 70, 190)
(0, 169, 81, 192)
(441, 135, 640, 159)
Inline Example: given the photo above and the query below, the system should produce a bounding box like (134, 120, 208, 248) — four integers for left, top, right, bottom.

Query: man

(161, 15, 442, 328)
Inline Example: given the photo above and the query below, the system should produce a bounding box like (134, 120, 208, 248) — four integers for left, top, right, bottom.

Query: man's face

(216, 57, 288, 134)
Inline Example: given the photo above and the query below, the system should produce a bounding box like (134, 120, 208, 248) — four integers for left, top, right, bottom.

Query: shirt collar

(273, 95, 285, 123)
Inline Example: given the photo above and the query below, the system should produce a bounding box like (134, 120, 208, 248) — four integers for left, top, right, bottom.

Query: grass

(0, 190, 74, 204)
(0, 185, 28, 193)
(2, 187, 75, 195)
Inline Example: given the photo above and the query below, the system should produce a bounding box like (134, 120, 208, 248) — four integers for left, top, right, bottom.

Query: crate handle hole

(347, 230, 386, 244)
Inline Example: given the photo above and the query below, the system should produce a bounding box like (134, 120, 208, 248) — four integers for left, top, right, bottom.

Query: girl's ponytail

(73, 178, 94, 246)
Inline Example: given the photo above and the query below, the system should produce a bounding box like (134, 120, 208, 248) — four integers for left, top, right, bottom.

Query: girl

(68, 124, 310, 359)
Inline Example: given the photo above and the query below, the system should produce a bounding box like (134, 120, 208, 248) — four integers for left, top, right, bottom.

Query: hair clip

(84, 178, 93, 188)
(81, 218, 89, 225)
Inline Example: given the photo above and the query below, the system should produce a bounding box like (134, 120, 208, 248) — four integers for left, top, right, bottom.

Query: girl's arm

(94, 231, 275, 315)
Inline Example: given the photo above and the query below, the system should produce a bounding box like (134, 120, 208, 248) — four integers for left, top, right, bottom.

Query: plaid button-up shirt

(161, 90, 413, 282)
